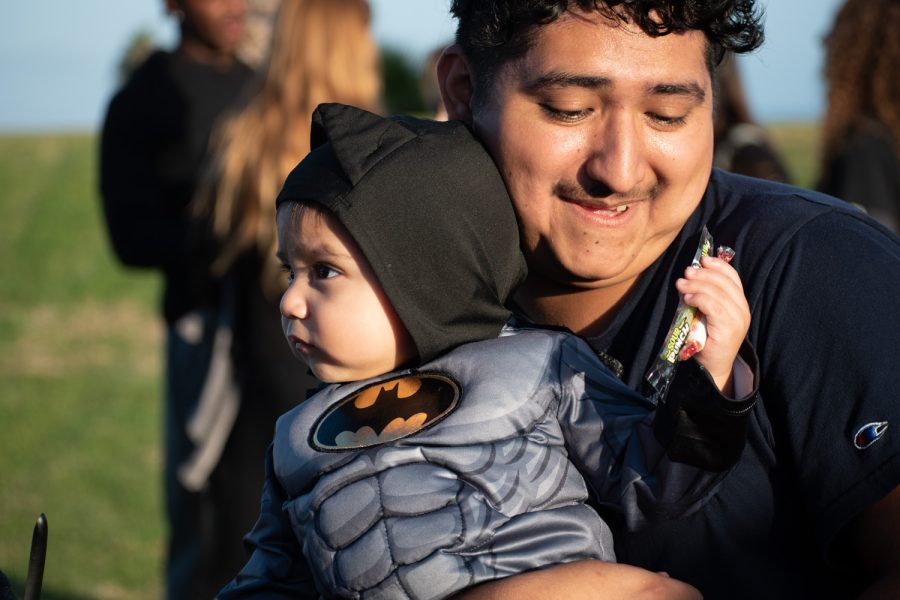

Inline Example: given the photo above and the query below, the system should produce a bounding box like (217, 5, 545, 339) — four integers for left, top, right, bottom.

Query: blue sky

(1, 0, 842, 132)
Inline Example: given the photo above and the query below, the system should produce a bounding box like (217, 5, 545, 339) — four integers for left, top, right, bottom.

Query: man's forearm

(451, 560, 701, 600)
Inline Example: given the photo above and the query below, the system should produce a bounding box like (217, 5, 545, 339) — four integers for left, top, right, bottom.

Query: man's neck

(176, 37, 237, 69)
(513, 276, 639, 338)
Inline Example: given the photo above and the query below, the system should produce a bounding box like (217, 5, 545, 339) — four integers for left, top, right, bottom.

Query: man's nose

(583, 111, 646, 194)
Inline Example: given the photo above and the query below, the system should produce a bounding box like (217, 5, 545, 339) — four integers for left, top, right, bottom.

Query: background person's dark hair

(450, 0, 764, 107)
(819, 0, 900, 181)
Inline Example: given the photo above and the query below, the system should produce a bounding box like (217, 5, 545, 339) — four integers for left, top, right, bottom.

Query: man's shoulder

(116, 50, 173, 92)
(104, 50, 177, 118)
(711, 169, 861, 222)
(706, 170, 897, 256)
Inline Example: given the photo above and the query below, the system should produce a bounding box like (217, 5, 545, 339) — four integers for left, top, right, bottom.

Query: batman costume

(217, 104, 758, 599)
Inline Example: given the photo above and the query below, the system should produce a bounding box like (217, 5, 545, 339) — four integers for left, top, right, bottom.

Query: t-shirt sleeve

(216, 444, 318, 599)
(750, 209, 900, 556)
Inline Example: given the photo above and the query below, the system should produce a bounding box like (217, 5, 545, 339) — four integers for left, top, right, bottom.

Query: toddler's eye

(313, 264, 339, 280)
(280, 264, 295, 283)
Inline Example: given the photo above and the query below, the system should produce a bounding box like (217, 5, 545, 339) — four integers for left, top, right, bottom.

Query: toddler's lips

(288, 335, 314, 353)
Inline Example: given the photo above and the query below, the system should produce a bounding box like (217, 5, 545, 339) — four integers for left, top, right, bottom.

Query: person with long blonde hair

(818, 0, 900, 233)
(187, 0, 382, 591)
(200, 0, 382, 288)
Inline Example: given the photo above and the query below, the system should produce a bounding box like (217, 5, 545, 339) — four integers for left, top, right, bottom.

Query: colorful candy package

(646, 226, 735, 400)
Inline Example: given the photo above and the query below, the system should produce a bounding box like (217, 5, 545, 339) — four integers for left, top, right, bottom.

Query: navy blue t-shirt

(589, 169, 900, 599)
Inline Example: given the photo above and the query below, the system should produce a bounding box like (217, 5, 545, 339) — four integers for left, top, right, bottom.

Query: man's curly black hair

(451, 0, 764, 103)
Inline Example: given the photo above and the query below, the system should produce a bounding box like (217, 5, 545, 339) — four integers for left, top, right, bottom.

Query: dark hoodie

(276, 103, 528, 364)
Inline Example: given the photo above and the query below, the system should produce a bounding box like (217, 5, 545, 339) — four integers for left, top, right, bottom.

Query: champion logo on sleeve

(853, 421, 888, 450)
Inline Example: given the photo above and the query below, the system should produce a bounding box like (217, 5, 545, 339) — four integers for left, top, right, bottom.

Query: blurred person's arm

(451, 560, 701, 600)
(98, 77, 193, 269)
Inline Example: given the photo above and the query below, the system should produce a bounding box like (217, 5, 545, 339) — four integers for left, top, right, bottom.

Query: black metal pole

(23, 513, 47, 600)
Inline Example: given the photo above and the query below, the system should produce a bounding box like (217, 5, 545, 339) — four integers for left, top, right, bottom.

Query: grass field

(0, 134, 163, 599)
(767, 121, 821, 189)
(0, 124, 821, 599)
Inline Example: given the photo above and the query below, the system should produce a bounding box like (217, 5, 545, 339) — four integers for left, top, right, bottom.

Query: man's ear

(437, 45, 475, 124)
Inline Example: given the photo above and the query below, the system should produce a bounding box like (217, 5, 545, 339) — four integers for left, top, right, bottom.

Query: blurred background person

(713, 52, 792, 183)
(419, 44, 450, 121)
(818, 0, 900, 234)
(237, 0, 281, 69)
(189, 0, 382, 590)
(98, 0, 253, 598)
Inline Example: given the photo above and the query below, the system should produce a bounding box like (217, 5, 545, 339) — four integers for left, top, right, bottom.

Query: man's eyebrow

(523, 71, 706, 104)
(523, 72, 612, 92)
(649, 82, 706, 103)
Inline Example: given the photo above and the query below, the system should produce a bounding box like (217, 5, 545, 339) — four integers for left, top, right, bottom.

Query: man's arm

(842, 485, 900, 599)
(451, 560, 701, 600)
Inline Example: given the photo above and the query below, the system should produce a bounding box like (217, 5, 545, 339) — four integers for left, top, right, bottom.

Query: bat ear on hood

(279, 103, 528, 366)
(310, 103, 417, 187)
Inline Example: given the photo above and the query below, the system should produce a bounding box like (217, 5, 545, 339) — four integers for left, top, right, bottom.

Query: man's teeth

(584, 203, 629, 213)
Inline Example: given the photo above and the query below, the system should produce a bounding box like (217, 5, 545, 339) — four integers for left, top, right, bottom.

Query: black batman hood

(276, 103, 527, 365)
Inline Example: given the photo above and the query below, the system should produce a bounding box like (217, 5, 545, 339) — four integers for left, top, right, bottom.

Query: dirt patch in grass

(0, 300, 162, 377)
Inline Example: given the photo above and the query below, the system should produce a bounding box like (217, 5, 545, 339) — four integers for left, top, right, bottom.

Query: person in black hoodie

(98, 1, 253, 598)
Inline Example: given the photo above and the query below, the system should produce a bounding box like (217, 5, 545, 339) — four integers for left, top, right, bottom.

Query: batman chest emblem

(311, 373, 461, 451)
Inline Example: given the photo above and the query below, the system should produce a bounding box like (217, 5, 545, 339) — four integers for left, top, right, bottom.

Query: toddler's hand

(674, 255, 750, 396)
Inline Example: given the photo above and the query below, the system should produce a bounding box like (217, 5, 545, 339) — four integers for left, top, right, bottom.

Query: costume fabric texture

(589, 169, 900, 599)
(218, 326, 743, 599)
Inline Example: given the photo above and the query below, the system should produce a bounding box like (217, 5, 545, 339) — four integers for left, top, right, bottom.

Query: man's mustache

(552, 180, 658, 202)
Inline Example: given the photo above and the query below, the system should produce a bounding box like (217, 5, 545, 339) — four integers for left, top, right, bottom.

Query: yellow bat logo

(312, 373, 460, 451)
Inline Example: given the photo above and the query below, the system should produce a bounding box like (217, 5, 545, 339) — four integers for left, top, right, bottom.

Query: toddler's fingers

(680, 289, 745, 326)
(698, 255, 743, 288)
(677, 272, 747, 311)
(681, 265, 747, 310)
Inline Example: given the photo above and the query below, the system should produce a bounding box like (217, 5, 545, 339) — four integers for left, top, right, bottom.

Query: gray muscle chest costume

(218, 104, 757, 599)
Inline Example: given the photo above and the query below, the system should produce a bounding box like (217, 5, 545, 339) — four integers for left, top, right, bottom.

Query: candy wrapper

(646, 226, 735, 400)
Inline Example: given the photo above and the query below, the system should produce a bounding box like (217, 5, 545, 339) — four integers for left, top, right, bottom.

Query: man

(99, 1, 253, 598)
(438, 1, 900, 597)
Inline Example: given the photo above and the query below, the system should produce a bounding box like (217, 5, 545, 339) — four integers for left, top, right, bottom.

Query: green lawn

(767, 121, 822, 189)
(0, 124, 821, 599)
(0, 134, 163, 600)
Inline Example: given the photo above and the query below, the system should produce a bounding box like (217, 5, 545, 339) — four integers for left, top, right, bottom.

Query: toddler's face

(276, 204, 415, 383)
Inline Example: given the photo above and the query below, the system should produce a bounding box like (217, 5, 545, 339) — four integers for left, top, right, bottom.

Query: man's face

(176, 0, 247, 56)
(471, 11, 714, 292)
